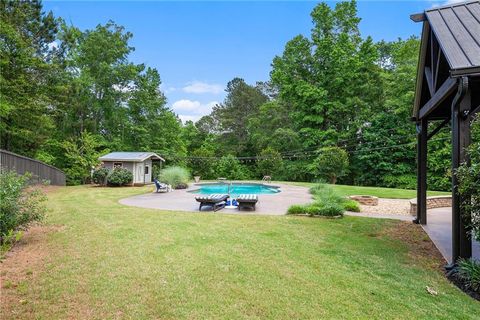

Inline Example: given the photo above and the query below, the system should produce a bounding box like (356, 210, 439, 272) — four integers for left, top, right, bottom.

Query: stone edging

(348, 195, 379, 206)
(409, 196, 452, 216)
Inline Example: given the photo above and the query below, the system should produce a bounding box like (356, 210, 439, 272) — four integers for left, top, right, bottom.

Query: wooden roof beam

(425, 67, 435, 96)
(418, 77, 457, 119)
(411, 13, 426, 22)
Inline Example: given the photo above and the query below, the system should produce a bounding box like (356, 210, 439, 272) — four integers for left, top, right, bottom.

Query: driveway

(119, 183, 314, 215)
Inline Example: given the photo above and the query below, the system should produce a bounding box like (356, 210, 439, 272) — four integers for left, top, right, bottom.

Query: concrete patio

(119, 183, 314, 215)
(422, 207, 480, 264)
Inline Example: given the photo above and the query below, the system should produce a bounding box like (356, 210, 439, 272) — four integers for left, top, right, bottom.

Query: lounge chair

(237, 194, 258, 211)
(154, 179, 171, 193)
(195, 194, 229, 212)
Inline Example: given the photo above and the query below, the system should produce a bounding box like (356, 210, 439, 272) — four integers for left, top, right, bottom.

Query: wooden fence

(0, 149, 66, 186)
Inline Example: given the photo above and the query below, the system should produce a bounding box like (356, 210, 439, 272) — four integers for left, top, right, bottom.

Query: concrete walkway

(119, 183, 314, 216)
(422, 207, 480, 263)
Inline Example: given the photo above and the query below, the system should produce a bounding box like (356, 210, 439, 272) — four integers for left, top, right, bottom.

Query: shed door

(136, 163, 143, 184)
(144, 163, 152, 183)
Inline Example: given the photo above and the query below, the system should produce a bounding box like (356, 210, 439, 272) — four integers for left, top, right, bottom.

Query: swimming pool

(190, 183, 280, 197)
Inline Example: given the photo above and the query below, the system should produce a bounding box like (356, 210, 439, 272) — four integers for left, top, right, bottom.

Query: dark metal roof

(423, 1, 480, 76)
(99, 152, 165, 162)
(411, 1, 480, 119)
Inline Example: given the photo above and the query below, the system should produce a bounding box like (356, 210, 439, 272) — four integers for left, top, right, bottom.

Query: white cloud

(182, 81, 223, 95)
(178, 114, 201, 123)
(431, 0, 465, 8)
(172, 99, 218, 113)
(443, 0, 465, 4)
(171, 99, 219, 123)
(172, 99, 218, 123)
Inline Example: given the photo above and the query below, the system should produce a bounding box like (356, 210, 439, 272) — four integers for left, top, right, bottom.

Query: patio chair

(154, 179, 171, 193)
(195, 194, 229, 212)
(237, 194, 258, 211)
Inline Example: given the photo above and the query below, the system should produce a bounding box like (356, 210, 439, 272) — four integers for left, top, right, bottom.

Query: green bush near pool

(343, 199, 361, 212)
(159, 166, 190, 189)
(287, 204, 308, 215)
(288, 184, 361, 216)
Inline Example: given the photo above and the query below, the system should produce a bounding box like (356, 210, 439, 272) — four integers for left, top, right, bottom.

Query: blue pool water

(191, 183, 280, 197)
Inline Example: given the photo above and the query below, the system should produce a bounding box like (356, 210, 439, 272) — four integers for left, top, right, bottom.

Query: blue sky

(43, 1, 456, 122)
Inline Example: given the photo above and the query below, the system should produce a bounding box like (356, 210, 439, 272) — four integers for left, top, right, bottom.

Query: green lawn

(3, 185, 476, 319)
(284, 182, 450, 199)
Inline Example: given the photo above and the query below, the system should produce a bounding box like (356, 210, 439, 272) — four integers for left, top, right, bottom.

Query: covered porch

(411, 1, 480, 265)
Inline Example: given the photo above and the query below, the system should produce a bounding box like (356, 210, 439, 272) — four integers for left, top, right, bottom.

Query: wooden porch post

(416, 118, 428, 224)
(451, 77, 472, 262)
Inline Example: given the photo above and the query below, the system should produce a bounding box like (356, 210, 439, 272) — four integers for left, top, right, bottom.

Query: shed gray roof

(413, 1, 480, 76)
(99, 152, 165, 162)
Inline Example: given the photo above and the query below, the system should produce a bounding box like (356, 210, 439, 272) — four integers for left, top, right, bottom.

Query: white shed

(98, 152, 165, 185)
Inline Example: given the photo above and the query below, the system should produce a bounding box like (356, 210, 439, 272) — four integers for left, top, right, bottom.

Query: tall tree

(210, 78, 268, 155)
(57, 21, 142, 140)
(0, 0, 59, 155)
(271, 0, 383, 148)
(352, 37, 419, 187)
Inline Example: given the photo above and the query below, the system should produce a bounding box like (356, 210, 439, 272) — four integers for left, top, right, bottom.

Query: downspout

(451, 77, 469, 118)
(449, 76, 469, 267)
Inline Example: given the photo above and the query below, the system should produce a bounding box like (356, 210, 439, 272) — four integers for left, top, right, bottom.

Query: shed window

(145, 166, 149, 174)
(113, 162, 123, 168)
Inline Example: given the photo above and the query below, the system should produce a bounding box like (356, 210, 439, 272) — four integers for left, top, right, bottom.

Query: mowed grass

(284, 182, 450, 199)
(5, 185, 477, 319)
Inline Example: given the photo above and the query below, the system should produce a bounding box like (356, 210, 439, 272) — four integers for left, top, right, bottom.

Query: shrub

(456, 136, 480, 241)
(92, 167, 110, 186)
(0, 170, 46, 256)
(107, 168, 133, 186)
(159, 166, 190, 189)
(343, 199, 360, 212)
(287, 203, 344, 217)
(310, 184, 345, 204)
(309, 146, 349, 184)
(457, 258, 480, 293)
(214, 155, 250, 180)
(307, 203, 344, 217)
(175, 182, 188, 189)
(287, 204, 308, 215)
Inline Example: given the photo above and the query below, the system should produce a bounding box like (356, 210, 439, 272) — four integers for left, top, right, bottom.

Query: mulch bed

(446, 271, 480, 301)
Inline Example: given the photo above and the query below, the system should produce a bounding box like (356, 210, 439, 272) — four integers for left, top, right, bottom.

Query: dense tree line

(1, 0, 185, 184)
(2, 1, 475, 189)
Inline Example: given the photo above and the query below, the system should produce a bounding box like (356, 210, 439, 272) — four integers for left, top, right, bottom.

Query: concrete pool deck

(119, 183, 314, 215)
